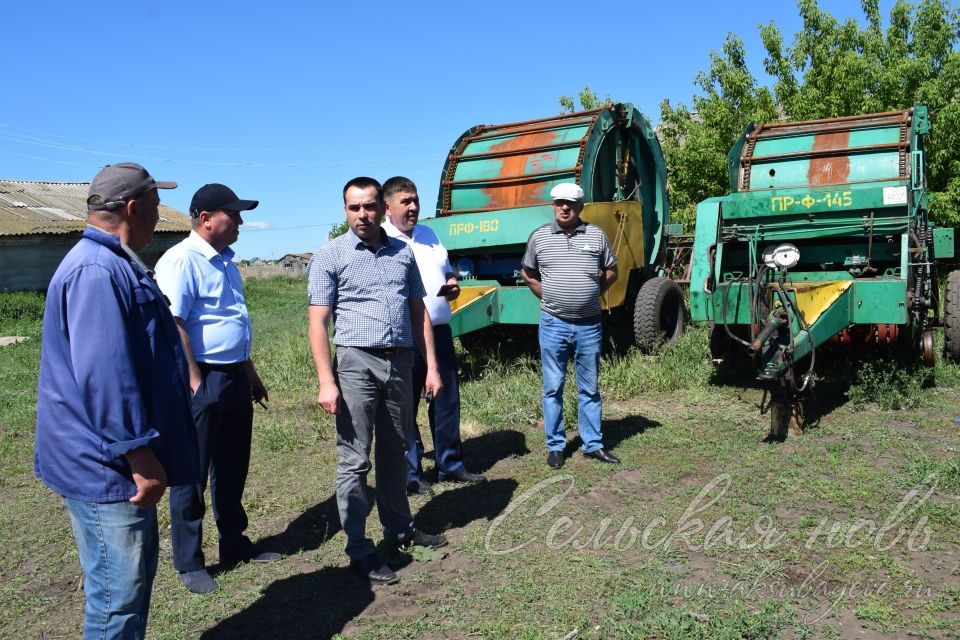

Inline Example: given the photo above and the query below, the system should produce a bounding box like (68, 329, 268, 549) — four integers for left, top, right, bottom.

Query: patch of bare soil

(822, 609, 904, 639)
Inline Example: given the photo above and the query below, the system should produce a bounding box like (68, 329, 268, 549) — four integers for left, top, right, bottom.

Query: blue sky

(1, 0, 897, 259)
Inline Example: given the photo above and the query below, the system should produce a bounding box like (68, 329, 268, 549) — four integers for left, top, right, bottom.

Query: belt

(356, 346, 407, 357)
(198, 360, 247, 373)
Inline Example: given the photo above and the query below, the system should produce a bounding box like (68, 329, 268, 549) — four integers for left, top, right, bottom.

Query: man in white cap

(35, 163, 202, 637)
(521, 183, 620, 469)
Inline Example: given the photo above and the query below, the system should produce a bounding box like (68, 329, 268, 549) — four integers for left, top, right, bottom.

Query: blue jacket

(35, 227, 202, 502)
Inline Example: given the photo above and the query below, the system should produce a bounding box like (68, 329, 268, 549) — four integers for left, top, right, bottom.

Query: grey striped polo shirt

(522, 219, 617, 320)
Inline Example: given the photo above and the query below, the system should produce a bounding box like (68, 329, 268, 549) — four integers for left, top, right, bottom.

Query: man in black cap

(155, 183, 279, 594)
(35, 163, 201, 637)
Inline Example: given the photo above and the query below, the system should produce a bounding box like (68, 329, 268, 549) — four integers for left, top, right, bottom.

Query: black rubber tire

(944, 270, 960, 361)
(633, 277, 685, 351)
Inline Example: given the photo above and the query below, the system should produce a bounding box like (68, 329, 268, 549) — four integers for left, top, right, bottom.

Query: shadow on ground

(562, 414, 661, 459)
(204, 457, 521, 638)
(248, 493, 341, 559)
(240, 429, 526, 561)
(709, 350, 856, 442)
(414, 477, 519, 533)
(200, 565, 372, 640)
(458, 428, 529, 474)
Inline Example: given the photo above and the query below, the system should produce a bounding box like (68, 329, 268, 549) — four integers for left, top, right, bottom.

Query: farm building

(280, 252, 313, 272)
(0, 179, 192, 291)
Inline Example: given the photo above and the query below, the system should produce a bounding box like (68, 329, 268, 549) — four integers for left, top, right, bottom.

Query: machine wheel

(944, 270, 960, 361)
(633, 277, 685, 351)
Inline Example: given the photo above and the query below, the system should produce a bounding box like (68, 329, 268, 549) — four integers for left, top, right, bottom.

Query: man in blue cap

(156, 183, 279, 594)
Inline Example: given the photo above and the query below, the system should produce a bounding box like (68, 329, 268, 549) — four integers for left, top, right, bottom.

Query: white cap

(550, 183, 584, 202)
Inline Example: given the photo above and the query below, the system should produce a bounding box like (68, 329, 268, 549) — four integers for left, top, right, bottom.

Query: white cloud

(244, 221, 270, 230)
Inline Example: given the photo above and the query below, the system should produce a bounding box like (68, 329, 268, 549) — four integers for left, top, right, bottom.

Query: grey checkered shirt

(308, 228, 426, 348)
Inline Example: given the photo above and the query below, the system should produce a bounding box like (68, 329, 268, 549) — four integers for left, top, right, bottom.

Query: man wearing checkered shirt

(307, 177, 447, 585)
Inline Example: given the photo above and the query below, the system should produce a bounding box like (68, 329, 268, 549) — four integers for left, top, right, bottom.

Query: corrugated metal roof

(0, 179, 191, 236)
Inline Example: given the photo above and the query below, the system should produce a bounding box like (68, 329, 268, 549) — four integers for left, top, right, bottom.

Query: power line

(0, 123, 451, 154)
(0, 149, 101, 168)
(0, 131, 443, 168)
(241, 223, 339, 232)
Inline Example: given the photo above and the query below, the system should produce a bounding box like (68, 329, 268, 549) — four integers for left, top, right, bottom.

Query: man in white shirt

(382, 176, 486, 495)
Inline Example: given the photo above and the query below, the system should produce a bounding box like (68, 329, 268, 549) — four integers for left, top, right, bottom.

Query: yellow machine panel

(449, 285, 497, 314)
(774, 281, 853, 326)
(581, 201, 645, 309)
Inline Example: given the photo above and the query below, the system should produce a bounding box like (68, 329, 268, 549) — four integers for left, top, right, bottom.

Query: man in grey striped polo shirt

(521, 183, 620, 469)
(307, 176, 447, 585)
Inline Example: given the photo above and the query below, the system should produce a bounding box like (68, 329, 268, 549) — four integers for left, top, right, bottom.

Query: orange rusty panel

(481, 131, 561, 210)
(829, 323, 902, 349)
(807, 131, 851, 186)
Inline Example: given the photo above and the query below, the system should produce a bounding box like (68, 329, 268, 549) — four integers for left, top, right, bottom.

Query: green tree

(659, 34, 778, 228)
(559, 86, 613, 113)
(328, 219, 349, 239)
(661, 0, 960, 229)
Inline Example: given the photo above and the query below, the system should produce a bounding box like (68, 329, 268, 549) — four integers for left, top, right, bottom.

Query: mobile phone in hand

(436, 283, 457, 296)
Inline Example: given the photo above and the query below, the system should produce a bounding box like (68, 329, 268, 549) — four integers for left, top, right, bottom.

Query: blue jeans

(63, 498, 158, 640)
(539, 310, 604, 453)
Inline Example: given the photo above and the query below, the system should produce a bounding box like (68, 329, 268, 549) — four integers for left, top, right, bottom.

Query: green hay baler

(689, 106, 956, 435)
(420, 103, 684, 350)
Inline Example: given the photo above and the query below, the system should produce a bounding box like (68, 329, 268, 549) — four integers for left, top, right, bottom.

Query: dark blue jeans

(170, 366, 253, 572)
(408, 324, 467, 481)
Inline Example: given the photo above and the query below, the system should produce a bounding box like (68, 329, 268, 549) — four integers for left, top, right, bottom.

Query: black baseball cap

(190, 183, 259, 216)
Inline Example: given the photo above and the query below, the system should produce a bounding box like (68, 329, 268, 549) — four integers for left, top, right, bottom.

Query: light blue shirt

(155, 231, 252, 364)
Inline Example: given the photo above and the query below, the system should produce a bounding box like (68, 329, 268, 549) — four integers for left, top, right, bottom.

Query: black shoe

(406, 480, 434, 496)
(350, 554, 398, 584)
(389, 529, 448, 550)
(547, 451, 564, 469)
(437, 470, 486, 484)
(179, 569, 218, 594)
(220, 544, 282, 565)
(584, 448, 620, 464)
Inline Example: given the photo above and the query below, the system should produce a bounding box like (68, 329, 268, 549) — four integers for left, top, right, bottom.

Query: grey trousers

(334, 346, 415, 560)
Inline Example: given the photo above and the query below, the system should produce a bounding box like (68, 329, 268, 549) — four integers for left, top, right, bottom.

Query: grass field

(1, 276, 958, 639)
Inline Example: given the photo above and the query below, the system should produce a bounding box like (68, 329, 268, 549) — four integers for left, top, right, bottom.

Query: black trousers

(170, 365, 253, 572)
